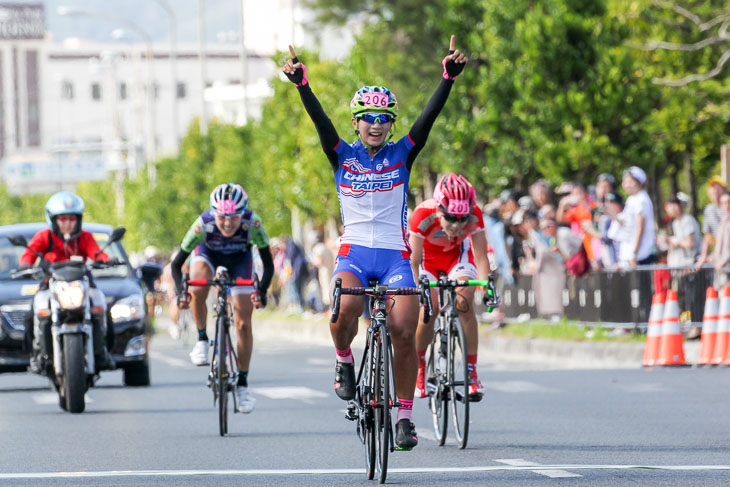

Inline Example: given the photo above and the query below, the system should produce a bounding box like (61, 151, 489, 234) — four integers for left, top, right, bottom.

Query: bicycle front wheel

(363, 333, 376, 480)
(218, 317, 229, 437)
(374, 329, 391, 484)
(427, 320, 448, 446)
(449, 317, 469, 448)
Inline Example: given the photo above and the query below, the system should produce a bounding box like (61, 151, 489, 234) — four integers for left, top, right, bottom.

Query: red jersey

(409, 198, 485, 253)
(20, 229, 108, 266)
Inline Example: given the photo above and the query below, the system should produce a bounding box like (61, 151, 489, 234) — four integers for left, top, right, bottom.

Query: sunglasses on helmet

(357, 113, 394, 125)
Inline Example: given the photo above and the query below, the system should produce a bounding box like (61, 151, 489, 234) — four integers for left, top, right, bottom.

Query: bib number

(362, 92, 389, 108)
(447, 200, 470, 214)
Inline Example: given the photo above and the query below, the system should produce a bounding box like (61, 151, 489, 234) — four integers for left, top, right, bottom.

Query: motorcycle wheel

(62, 334, 86, 413)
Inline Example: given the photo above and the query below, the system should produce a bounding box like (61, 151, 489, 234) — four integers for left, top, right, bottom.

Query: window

(61, 80, 74, 100)
(176, 82, 186, 99)
(91, 82, 101, 101)
(119, 82, 127, 100)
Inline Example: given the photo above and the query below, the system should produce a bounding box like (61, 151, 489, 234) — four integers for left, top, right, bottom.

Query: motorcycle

(8, 227, 126, 413)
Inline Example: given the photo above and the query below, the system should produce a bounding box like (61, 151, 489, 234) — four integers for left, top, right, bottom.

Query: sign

(0, 4, 45, 40)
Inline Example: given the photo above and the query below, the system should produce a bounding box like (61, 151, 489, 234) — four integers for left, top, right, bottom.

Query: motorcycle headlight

(55, 281, 86, 309)
(110, 294, 145, 323)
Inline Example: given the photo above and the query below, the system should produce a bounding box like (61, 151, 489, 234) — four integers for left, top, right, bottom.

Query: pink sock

(397, 399, 413, 422)
(336, 347, 354, 364)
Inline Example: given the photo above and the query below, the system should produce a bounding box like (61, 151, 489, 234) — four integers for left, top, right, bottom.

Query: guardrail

(490, 265, 714, 331)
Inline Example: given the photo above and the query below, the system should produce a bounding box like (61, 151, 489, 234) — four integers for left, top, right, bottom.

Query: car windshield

(0, 230, 130, 280)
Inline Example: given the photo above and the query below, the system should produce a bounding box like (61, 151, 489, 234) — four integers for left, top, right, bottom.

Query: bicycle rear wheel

(218, 317, 229, 437)
(427, 320, 448, 446)
(374, 329, 391, 484)
(449, 317, 469, 448)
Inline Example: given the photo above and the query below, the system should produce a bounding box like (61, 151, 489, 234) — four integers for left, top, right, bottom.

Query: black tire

(63, 334, 86, 414)
(449, 317, 469, 449)
(427, 319, 448, 446)
(218, 317, 229, 437)
(374, 329, 391, 484)
(123, 360, 151, 387)
(364, 333, 376, 480)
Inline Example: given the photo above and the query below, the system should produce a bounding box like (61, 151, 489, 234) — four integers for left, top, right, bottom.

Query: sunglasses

(215, 214, 242, 222)
(56, 215, 77, 222)
(358, 113, 394, 125)
(442, 213, 469, 223)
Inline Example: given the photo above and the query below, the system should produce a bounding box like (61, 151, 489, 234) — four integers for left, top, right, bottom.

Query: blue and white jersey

(334, 135, 415, 252)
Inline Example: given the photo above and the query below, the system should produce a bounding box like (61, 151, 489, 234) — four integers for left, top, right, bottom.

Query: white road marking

(2, 465, 730, 479)
(252, 386, 327, 404)
(483, 381, 556, 393)
(33, 393, 93, 405)
(306, 358, 331, 366)
(496, 458, 581, 478)
(149, 351, 189, 368)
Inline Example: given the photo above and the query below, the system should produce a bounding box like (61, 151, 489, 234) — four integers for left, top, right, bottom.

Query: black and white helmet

(210, 183, 248, 216)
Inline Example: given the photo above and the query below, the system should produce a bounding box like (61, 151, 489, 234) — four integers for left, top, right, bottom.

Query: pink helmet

(433, 174, 476, 216)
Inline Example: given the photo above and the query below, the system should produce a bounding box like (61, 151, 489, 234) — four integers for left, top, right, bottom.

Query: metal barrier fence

(496, 265, 716, 331)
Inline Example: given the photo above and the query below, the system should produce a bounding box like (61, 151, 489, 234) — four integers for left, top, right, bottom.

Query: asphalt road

(1, 318, 729, 486)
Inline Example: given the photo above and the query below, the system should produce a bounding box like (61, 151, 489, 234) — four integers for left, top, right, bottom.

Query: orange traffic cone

(698, 287, 719, 365)
(712, 285, 730, 365)
(656, 289, 685, 366)
(643, 292, 665, 367)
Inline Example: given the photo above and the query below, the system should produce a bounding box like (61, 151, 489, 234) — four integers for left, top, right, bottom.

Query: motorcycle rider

(20, 191, 113, 374)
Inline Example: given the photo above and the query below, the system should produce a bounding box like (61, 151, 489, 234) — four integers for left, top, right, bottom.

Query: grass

(493, 318, 646, 343)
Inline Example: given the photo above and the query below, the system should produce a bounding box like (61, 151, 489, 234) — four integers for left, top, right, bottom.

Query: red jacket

(20, 229, 108, 266)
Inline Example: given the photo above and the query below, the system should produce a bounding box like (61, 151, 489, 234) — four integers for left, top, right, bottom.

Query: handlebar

(181, 273, 260, 305)
(428, 273, 502, 312)
(330, 277, 433, 324)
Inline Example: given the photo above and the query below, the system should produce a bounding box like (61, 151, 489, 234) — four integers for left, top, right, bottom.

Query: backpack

(565, 245, 590, 277)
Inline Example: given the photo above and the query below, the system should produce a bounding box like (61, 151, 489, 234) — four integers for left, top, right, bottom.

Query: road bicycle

(332, 277, 432, 483)
(426, 273, 500, 449)
(182, 268, 259, 436)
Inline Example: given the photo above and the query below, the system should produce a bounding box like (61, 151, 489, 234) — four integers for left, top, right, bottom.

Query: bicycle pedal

(395, 446, 414, 452)
(344, 402, 358, 421)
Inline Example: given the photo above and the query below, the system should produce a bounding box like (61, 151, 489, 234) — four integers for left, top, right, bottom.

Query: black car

(0, 223, 151, 386)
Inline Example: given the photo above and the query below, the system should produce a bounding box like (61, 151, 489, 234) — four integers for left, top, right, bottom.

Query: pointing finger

(449, 35, 455, 54)
(288, 44, 297, 59)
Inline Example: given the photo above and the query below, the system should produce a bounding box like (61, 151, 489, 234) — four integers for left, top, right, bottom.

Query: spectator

(595, 173, 617, 201)
(531, 218, 567, 317)
(695, 176, 726, 270)
(310, 231, 335, 309)
(599, 191, 623, 268)
(608, 166, 655, 267)
(664, 193, 701, 268)
(530, 180, 553, 207)
(538, 203, 556, 221)
(556, 182, 603, 269)
(483, 198, 514, 284)
(711, 191, 730, 287)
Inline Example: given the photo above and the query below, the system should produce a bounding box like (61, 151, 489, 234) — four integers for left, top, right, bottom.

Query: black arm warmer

(406, 78, 455, 170)
(170, 248, 191, 295)
(297, 84, 340, 171)
(258, 246, 274, 294)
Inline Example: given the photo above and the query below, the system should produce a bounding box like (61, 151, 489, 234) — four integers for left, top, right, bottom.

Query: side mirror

(7, 235, 28, 248)
(109, 227, 126, 243)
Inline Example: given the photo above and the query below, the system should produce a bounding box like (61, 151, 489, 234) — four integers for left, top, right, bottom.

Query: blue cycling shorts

(333, 244, 416, 288)
(192, 245, 254, 295)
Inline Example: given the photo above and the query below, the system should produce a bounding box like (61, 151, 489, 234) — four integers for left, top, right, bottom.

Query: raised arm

(282, 45, 340, 171)
(407, 35, 468, 170)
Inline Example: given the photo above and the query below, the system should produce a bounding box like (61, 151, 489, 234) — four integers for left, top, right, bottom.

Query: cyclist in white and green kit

(171, 183, 274, 413)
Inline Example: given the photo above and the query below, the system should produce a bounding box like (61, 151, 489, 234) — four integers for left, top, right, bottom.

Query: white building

(0, 4, 276, 194)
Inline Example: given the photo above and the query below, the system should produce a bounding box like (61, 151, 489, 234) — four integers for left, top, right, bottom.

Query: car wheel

(123, 359, 150, 387)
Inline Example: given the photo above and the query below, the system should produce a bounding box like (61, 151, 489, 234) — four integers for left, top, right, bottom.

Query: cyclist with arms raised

(171, 183, 274, 414)
(409, 174, 494, 402)
(282, 36, 467, 450)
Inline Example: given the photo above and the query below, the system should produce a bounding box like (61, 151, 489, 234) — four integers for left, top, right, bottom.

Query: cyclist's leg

(329, 244, 367, 400)
(414, 267, 439, 398)
(189, 259, 213, 334)
(188, 252, 213, 365)
(448, 259, 482, 396)
(380, 253, 420, 449)
(231, 290, 256, 413)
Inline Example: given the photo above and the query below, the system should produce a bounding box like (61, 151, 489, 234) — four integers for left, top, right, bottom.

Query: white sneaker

(235, 386, 256, 413)
(189, 340, 209, 366)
